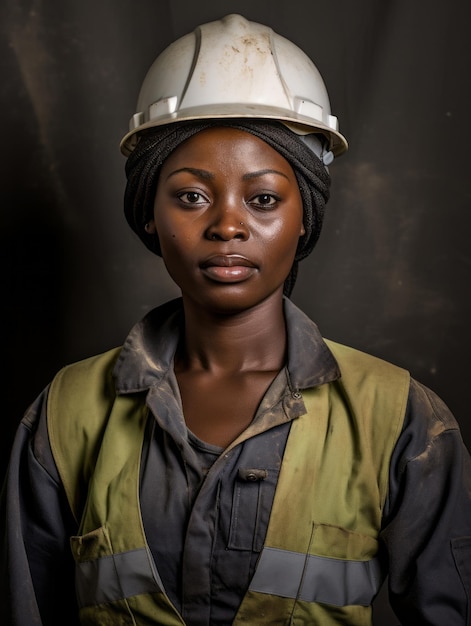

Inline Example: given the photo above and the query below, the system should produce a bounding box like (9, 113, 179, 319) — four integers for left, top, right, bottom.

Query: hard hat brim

(120, 104, 348, 157)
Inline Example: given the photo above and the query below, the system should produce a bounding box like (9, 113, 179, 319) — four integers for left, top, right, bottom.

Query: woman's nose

(205, 203, 249, 241)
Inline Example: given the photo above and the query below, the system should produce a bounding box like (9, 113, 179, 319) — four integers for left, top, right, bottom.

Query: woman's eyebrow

(242, 169, 289, 181)
(165, 167, 289, 182)
(165, 167, 214, 181)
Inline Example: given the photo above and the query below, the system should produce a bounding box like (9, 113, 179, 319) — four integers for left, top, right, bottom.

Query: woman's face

(149, 127, 305, 314)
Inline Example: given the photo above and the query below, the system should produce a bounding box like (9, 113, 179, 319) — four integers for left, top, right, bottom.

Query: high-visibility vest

(48, 339, 409, 625)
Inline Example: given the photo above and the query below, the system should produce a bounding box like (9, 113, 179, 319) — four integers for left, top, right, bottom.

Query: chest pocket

(228, 466, 280, 552)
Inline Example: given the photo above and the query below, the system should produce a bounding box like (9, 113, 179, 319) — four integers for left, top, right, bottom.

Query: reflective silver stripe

(249, 547, 383, 606)
(75, 548, 163, 608)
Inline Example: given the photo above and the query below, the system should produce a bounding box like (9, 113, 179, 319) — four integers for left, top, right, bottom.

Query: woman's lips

(200, 255, 257, 282)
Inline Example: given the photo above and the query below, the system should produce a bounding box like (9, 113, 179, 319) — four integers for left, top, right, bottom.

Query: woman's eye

(250, 194, 279, 208)
(177, 191, 206, 204)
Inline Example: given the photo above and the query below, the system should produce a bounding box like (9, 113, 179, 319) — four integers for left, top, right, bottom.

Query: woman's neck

(176, 293, 287, 375)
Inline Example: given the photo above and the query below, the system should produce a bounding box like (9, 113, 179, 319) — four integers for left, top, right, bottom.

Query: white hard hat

(120, 14, 348, 157)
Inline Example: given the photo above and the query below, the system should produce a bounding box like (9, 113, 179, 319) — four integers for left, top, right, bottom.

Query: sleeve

(0, 388, 80, 626)
(381, 378, 471, 625)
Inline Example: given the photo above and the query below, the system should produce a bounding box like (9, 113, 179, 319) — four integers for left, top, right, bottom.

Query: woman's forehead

(160, 126, 295, 174)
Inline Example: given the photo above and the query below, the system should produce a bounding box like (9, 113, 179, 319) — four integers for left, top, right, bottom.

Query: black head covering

(124, 119, 331, 296)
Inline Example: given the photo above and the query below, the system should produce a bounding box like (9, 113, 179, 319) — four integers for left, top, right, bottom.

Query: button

(292, 391, 302, 399)
(238, 468, 268, 482)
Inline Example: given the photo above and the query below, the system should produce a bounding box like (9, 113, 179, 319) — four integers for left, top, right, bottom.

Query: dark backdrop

(1, 1, 470, 623)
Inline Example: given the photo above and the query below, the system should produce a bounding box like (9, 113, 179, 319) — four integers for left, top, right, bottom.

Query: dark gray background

(1, 1, 470, 622)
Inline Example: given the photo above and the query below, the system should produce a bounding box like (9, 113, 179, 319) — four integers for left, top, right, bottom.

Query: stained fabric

(1, 299, 470, 625)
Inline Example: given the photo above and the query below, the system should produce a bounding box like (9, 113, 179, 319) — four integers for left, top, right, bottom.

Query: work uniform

(1, 298, 470, 625)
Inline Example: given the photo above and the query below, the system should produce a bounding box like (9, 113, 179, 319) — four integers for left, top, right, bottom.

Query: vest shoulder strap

(263, 338, 410, 552)
(325, 338, 410, 487)
(47, 347, 122, 522)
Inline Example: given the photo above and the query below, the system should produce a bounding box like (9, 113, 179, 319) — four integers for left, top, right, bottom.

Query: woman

(1, 14, 470, 626)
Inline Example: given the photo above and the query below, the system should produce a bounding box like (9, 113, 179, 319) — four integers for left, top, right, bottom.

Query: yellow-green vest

(47, 339, 409, 626)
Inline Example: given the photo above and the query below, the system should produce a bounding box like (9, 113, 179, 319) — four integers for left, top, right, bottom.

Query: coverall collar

(113, 297, 340, 394)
